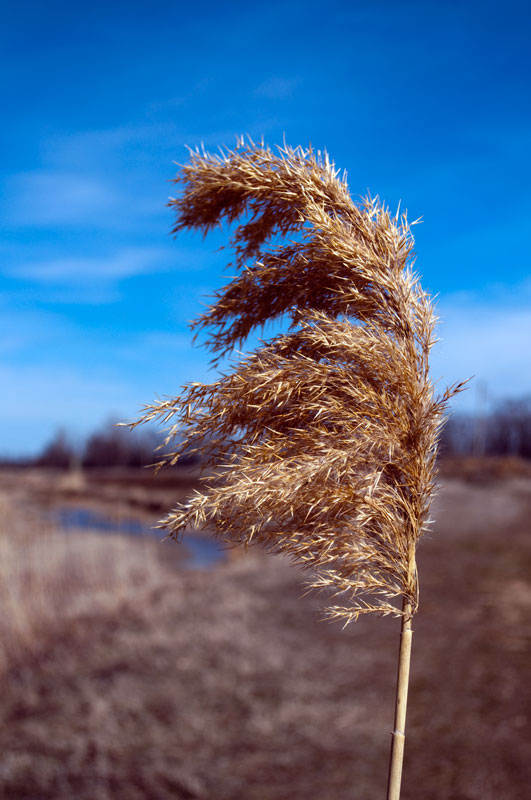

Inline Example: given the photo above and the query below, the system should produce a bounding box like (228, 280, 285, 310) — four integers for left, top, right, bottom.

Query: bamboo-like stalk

(386, 541, 417, 799)
(387, 596, 414, 800)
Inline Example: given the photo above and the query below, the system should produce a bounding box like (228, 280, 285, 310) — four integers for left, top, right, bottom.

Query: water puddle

(54, 506, 224, 569)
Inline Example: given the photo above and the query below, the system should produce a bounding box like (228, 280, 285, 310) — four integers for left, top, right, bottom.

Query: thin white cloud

(255, 77, 300, 99)
(43, 123, 255, 167)
(0, 335, 213, 456)
(0, 306, 72, 354)
(433, 287, 531, 410)
(0, 363, 138, 456)
(0, 364, 131, 422)
(42, 122, 176, 169)
(12, 247, 171, 284)
(6, 170, 120, 227)
(2, 238, 218, 304)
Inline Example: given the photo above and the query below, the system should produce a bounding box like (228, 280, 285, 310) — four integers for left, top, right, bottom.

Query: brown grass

(439, 454, 531, 482)
(0, 492, 162, 673)
(0, 473, 529, 799)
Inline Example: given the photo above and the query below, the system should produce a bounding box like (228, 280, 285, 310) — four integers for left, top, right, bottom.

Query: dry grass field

(0, 462, 530, 799)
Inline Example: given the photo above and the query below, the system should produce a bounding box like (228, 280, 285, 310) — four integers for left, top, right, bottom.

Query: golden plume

(133, 139, 466, 799)
(134, 139, 462, 625)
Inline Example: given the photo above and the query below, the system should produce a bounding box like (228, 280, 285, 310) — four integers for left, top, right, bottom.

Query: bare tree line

(33, 422, 198, 470)
(440, 396, 531, 458)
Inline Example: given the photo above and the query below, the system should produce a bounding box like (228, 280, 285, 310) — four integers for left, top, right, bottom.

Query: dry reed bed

(0, 493, 162, 673)
(0, 477, 530, 799)
(0, 466, 200, 520)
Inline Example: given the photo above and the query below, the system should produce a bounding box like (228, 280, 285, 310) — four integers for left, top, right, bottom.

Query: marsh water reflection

(55, 506, 224, 568)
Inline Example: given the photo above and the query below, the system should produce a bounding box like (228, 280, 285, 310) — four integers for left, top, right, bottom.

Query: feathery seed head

(135, 139, 463, 622)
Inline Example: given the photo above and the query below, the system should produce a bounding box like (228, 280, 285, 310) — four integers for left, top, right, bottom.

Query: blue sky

(1, 0, 530, 455)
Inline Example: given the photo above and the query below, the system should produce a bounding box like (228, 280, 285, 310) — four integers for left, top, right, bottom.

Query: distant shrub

(35, 429, 77, 469)
(440, 397, 531, 459)
(81, 422, 161, 469)
(34, 422, 172, 470)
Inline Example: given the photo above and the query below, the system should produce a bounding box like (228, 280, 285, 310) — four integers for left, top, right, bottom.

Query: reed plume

(133, 138, 463, 799)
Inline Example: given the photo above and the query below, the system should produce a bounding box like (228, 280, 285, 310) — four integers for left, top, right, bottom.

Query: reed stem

(386, 596, 413, 800)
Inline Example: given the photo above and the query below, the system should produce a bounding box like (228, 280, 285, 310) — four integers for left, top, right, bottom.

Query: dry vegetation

(0, 467, 530, 799)
(0, 486, 163, 674)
